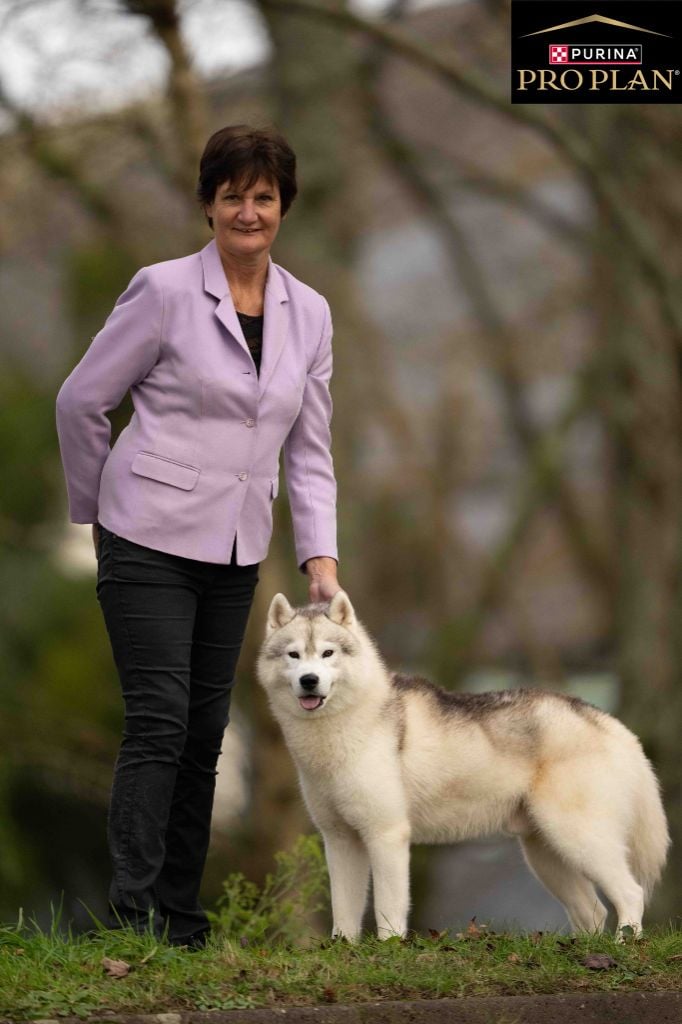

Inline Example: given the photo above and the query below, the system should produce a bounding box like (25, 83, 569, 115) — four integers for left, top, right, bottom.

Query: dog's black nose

(299, 673, 319, 691)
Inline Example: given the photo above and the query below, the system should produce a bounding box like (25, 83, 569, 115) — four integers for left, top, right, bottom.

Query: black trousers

(95, 524, 259, 944)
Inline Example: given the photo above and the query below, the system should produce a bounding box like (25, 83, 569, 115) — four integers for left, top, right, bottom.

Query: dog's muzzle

(298, 673, 326, 712)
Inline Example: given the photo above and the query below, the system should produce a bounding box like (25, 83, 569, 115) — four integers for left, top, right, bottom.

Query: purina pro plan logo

(511, 1, 682, 103)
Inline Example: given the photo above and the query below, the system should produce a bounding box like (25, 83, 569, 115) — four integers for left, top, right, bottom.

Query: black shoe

(169, 929, 210, 951)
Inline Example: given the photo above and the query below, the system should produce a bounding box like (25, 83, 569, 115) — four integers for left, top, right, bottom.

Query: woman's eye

(322, 649, 334, 658)
(288, 651, 300, 659)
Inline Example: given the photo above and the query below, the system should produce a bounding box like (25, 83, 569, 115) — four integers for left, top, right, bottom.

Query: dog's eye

(322, 649, 334, 658)
(288, 651, 300, 659)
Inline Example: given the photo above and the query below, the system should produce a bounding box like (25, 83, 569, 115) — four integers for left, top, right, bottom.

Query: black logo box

(511, 0, 682, 104)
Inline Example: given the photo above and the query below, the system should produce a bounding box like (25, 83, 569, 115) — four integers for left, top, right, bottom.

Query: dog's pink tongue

(299, 696, 322, 711)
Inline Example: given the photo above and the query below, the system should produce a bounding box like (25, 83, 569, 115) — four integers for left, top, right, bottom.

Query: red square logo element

(550, 44, 569, 63)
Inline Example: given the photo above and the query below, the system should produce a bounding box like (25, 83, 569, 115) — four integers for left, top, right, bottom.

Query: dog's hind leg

(520, 832, 608, 933)
(322, 826, 371, 942)
(580, 855, 643, 941)
(529, 801, 644, 940)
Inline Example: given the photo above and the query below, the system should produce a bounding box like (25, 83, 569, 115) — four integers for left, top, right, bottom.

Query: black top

(236, 310, 264, 376)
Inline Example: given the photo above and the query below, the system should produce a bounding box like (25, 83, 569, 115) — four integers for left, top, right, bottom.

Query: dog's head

(256, 590, 371, 719)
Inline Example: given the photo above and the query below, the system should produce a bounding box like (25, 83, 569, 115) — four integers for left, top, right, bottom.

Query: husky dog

(256, 591, 670, 942)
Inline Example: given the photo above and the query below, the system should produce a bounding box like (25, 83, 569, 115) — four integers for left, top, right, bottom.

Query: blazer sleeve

(55, 266, 164, 524)
(283, 296, 339, 574)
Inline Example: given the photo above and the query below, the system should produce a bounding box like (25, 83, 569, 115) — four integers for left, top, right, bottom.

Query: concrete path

(29, 990, 682, 1024)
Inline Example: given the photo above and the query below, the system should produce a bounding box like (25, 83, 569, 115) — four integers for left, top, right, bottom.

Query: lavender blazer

(55, 237, 338, 569)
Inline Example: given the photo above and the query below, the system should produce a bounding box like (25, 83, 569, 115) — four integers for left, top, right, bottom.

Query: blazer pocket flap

(131, 451, 200, 491)
(271, 476, 279, 499)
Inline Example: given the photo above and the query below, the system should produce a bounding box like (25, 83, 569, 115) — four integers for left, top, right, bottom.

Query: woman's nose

(237, 201, 258, 223)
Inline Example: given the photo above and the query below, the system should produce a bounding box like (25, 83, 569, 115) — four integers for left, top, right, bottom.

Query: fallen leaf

(507, 952, 521, 963)
(322, 987, 337, 1003)
(428, 928, 448, 940)
(581, 953, 617, 971)
(466, 917, 486, 938)
(101, 957, 131, 978)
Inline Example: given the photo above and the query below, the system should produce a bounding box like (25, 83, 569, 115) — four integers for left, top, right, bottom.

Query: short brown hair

(197, 124, 298, 229)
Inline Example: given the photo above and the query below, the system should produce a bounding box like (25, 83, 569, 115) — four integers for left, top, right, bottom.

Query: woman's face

(205, 174, 285, 261)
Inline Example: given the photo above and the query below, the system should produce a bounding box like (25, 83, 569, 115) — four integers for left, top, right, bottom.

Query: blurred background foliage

(0, 0, 680, 937)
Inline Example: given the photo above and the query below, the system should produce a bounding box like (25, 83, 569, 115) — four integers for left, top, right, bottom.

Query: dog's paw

(615, 923, 642, 944)
(328, 930, 359, 945)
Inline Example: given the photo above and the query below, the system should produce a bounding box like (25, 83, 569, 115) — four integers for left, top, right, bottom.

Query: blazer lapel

(201, 237, 250, 361)
(200, 237, 290, 396)
(258, 259, 290, 398)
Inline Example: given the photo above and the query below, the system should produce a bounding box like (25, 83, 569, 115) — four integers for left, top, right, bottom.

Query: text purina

(557, 45, 641, 62)
(517, 68, 676, 90)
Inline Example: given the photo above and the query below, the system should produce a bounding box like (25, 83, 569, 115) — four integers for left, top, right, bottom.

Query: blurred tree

(585, 104, 682, 921)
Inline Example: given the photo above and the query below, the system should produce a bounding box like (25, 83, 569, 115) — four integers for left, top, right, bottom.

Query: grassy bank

(2, 918, 681, 1021)
(2, 837, 680, 1021)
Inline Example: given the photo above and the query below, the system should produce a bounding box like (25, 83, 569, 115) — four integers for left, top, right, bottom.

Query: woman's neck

(217, 245, 269, 296)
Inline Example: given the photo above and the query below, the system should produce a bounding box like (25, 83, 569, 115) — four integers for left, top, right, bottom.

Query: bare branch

(120, 0, 208, 191)
(257, 0, 682, 338)
(358, 0, 612, 608)
(431, 355, 610, 677)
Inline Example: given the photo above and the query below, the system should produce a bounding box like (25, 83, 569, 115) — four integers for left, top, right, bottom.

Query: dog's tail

(627, 746, 670, 904)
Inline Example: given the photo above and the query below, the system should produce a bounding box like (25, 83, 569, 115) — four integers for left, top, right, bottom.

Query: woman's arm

(55, 267, 163, 524)
(282, 296, 340, 599)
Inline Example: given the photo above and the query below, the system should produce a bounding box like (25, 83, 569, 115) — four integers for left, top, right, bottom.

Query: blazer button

(245, 418, 256, 427)
(238, 472, 248, 481)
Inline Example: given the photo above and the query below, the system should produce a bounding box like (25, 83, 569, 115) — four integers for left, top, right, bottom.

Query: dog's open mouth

(299, 695, 325, 711)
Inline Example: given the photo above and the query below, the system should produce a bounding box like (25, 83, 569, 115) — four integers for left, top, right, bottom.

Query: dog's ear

(266, 593, 296, 633)
(327, 590, 355, 628)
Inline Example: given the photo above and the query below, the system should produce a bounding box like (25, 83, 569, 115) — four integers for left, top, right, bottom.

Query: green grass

(1, 916, 681, 1021)
(1, 835, 680, 1021)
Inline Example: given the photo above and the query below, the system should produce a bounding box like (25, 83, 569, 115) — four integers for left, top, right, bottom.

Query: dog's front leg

(322, 827, 371, 942)
(366, 823, 411, 939)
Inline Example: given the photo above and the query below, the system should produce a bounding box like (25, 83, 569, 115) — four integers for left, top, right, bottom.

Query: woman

(56, 124, 341, 949)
